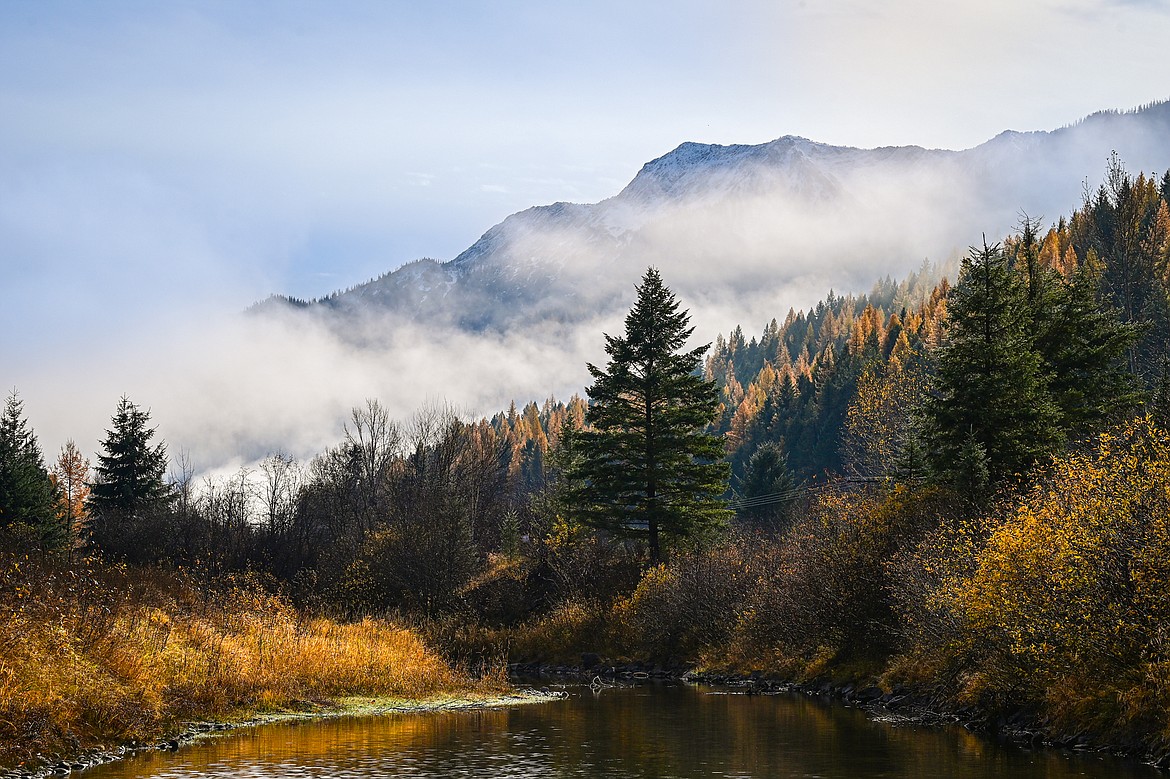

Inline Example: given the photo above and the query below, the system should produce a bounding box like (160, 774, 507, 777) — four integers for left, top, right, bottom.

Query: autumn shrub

(411, 557, 544, 674)
(877, 487, 981, 688)
(0, 557, 472, 768)
(732, 486, 939, 673)
(504, 599, 614, 662)
(461, 553, 537, 627)
(615, 535, 758, 661)
(536, 519, 644, 608)
(938, 416, 1170, 747)
(415, 517, 643, 667)
(338, 517, 478, 617)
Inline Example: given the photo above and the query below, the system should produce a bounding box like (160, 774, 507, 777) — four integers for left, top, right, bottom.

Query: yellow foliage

(618, 541, 759, 661)
(841, 332, 928, 479)
(730, 486, 945, 672)
(940, 417, 1170, 739)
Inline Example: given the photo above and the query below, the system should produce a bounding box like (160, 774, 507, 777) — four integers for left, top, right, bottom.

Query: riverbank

(486, 424, 1170, 767)
(694, 672, 1170, 770)
(507, 659, 1170, 769)
(0, 689, 560, 779)
(0, 556, 507, 772)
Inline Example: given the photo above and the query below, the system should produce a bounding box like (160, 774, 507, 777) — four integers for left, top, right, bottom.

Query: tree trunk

(649, 516, 660, 564)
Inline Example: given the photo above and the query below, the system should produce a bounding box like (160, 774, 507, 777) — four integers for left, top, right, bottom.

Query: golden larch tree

(50, 439, 90, 553)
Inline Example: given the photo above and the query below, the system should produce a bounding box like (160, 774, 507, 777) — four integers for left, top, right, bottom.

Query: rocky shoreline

(0, 721, 236, 779)
(508, 659, 1170, 771)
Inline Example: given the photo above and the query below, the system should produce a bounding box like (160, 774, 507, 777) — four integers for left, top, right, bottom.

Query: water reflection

(85, 684, 1160, 778)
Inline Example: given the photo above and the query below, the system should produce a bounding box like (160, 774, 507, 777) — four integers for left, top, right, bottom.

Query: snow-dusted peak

(621, 136, 835, 201)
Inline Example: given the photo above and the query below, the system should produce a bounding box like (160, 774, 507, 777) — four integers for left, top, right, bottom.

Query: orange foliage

(49, 440, 90, 551)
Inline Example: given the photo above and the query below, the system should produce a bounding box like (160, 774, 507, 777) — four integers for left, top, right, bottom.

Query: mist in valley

(17, 104, 1170, 480)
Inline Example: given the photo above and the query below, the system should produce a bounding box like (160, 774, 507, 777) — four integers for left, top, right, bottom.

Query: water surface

(84, 683, 1160, 778)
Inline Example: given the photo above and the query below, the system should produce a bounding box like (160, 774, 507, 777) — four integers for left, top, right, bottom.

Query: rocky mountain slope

(255, 101, 1170, 336)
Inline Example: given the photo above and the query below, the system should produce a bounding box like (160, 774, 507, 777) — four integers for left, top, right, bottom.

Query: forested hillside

(707, 158, 1169, 493)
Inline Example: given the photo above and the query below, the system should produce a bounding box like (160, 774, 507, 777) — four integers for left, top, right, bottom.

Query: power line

(727, 478, 870, 510)
(726, 487, 806, 509)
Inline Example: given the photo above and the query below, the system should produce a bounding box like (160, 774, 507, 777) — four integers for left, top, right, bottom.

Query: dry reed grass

(0, 554, 476, 768)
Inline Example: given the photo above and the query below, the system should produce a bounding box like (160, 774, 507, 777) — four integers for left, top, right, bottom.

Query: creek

(82, 683, 1160, 778)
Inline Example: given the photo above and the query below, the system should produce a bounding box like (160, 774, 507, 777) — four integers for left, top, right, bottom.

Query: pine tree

(1034, 253, 1143, 437)
(734, 441, 797, 532)
(922, 241, 1062, 494)
(569, 268, 730, 562)
(842, 331, 929, 480)
(1075, 156, 1170, 379)
(88, 396, 171, 555)
(0, 390, 59, 547)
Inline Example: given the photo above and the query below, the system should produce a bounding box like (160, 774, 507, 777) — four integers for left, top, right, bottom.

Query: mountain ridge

(254, 100, 1170, 337)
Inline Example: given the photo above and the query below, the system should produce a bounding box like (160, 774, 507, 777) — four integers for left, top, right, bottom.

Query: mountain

(255, 100, 1170, 338)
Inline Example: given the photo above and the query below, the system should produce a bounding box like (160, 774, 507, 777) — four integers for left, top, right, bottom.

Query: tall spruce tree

(922, 241, 1061, 496)
(1033, 253, 1143, 437)
(1011, 214, 1143, 438)
(88, 396, 171, 556)
(0, 390, 59, 547)
(569, 267, 729, 563)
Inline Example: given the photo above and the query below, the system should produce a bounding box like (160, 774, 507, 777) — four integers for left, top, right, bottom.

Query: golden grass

(0, 555, 483, 768)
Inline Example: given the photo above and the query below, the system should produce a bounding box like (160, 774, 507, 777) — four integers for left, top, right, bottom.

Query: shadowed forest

(4, 159, 1170, 764)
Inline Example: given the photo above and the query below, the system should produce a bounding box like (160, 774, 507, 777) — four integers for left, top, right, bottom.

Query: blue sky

(3, 0, 1170, 467)
(5, 1, 1169, 310)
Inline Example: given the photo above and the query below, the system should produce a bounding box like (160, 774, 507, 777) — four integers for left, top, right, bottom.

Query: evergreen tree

(0, 390, 59, 546)
(569, 268, 730, 563)
(922, 241, 1061, 494)
(842, 332, 929, 480)
(88, 396, 171, 555)
(1033, 253, 1144, 437)
(734, 441, 797, 532)
(1074, 156, 1170, 379)
(1011, 214, 1143, 438)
